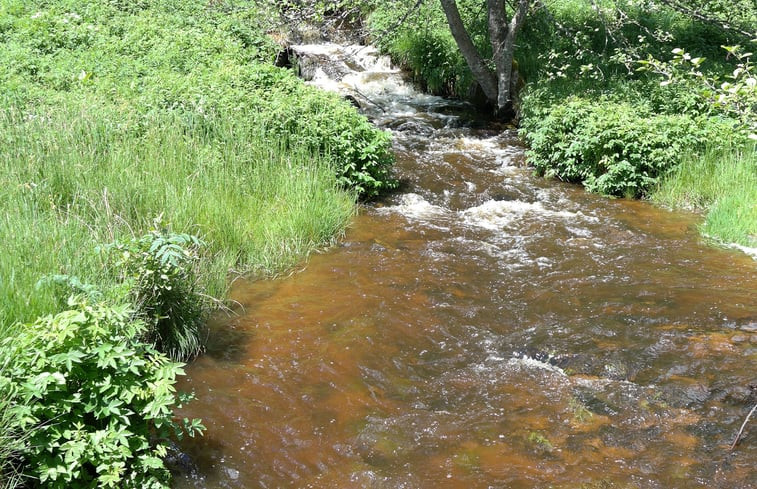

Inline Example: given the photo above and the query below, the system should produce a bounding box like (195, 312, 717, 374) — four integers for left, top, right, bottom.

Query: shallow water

(174, 44, 757, 488)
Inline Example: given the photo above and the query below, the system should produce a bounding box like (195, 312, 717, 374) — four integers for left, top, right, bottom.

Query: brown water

(174, 44, 757, 488)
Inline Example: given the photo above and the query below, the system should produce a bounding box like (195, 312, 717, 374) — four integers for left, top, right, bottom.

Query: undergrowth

(0, 103, 356, 331)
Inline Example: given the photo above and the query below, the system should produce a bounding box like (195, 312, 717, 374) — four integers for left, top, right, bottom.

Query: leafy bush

(520, 96, 740, 197)
(229, 64, 396, 198)
(0, 300, 203, 489)
(100, 230, 207, 362)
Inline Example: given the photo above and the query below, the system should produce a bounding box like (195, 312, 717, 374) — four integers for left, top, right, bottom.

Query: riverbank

(171, 40, 757, 488)
(0, 1, 395, 486)
(365, 0, 756, 251)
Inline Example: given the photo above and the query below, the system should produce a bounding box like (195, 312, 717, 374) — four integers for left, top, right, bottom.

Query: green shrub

(236, 65, 396, 198)
(0, 300, 203, 489)
(100, 230, 207, 362)
(520, 96, 739, 197)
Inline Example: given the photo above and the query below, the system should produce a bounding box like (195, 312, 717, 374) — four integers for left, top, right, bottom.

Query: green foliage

(0, 101, 356, 330)
(368, 0, 483, 98)
(638, 45, 757, 138)
(0, 0, 394, 198)
(100, 230, 207, 362)
(652, 144, 757, 247)
(0, 300, 204, 489)
(0, 337, 22, 489)
(240, 65, 396, 198)
(521, 96, 740, 197)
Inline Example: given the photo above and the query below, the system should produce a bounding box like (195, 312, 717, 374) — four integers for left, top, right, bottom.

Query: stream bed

(174, 43, 757, 489)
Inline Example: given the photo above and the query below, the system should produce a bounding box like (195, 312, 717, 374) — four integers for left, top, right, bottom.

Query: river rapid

(174, 43, 757, 488)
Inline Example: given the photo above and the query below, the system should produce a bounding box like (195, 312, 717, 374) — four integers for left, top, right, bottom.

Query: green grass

(0, 101, 356, 330)
(652, 145, 757, 248)
(0, 322, 21, 489)
(0, 102, 357, 484)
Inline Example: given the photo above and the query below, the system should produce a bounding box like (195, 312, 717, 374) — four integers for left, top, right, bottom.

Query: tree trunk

(439, 0, 498, 105)
(440, 0, 530, 118)
(487, 0, 511, 113)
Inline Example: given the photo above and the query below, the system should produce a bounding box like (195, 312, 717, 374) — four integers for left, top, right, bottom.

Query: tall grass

(0, 100, 356, 330)
(652, 144, 757, 248)
(0, 323, 21, 489)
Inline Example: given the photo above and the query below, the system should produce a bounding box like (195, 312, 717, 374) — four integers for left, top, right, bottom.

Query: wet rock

(660, 382, 711, 408)
(739, 321, 757, 333)
(291, 50, 352, 82)
(711, 382, 756, 405)
(385, 119, 435, 137)
(225, 467, 240, 480)
(722, 385, 754, 405)
(600, 425, 658, 451)
(731, 334, 749, 343)
(489, 191, 520, 203)
(574, 389, 620, 417)
(344, 94, 361, 108)
(602, 362, 629, 381)
(683, 384, 710, 404)
(164, 444, 198, 477)
(274, 47, 293, 68)
(560, 355, 603, 376)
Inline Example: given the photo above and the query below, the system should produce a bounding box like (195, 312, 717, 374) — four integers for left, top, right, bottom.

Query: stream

(173, 43, 757, 488)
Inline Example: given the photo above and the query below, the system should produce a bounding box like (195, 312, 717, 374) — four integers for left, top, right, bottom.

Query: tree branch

(440, 0, 499, 102)
(731, 403, 757, 450)
(655, 0, 756, 39)
(368, 0, 426, 46)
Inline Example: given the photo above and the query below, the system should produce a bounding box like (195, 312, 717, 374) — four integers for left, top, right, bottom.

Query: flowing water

(174, 44, 757, 488)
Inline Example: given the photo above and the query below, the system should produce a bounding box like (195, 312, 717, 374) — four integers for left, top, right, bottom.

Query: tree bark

(441, 0, 530, 117)
(439, 0, 499, 105)
(490, 0, 529, 114)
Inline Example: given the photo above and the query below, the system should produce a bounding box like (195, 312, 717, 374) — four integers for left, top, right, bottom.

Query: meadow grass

(652, 145, 757, 247)
(0, 330, 19, 489)
(0, 100, 356, 330)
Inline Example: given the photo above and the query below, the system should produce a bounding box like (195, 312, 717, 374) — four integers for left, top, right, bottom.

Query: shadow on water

(173, 43, 757, 489)
(202, 316, 255, 364)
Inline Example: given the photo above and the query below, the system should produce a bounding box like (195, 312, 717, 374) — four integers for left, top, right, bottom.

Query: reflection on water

(174, 43, 757, 488)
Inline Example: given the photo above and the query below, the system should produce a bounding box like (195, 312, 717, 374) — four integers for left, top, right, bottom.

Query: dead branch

(655, 0, 756, 40)
(730, 403, 757, 450)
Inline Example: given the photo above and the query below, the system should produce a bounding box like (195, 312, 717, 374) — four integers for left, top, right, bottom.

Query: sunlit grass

(653, 144, 757, 248)
(0, 100, 356, 330)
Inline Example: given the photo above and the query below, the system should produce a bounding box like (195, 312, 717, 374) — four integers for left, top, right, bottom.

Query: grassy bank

(0, 102, 356, 330)
(366, 0, 755, 248)
(652, 145, 757, 248)
(0, 0, 395, 486)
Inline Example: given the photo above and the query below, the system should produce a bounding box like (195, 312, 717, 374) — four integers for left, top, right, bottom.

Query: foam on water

(729, 242, 757, 260)
(376, 193, 450, 220)
(460, 199, 582, 230)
